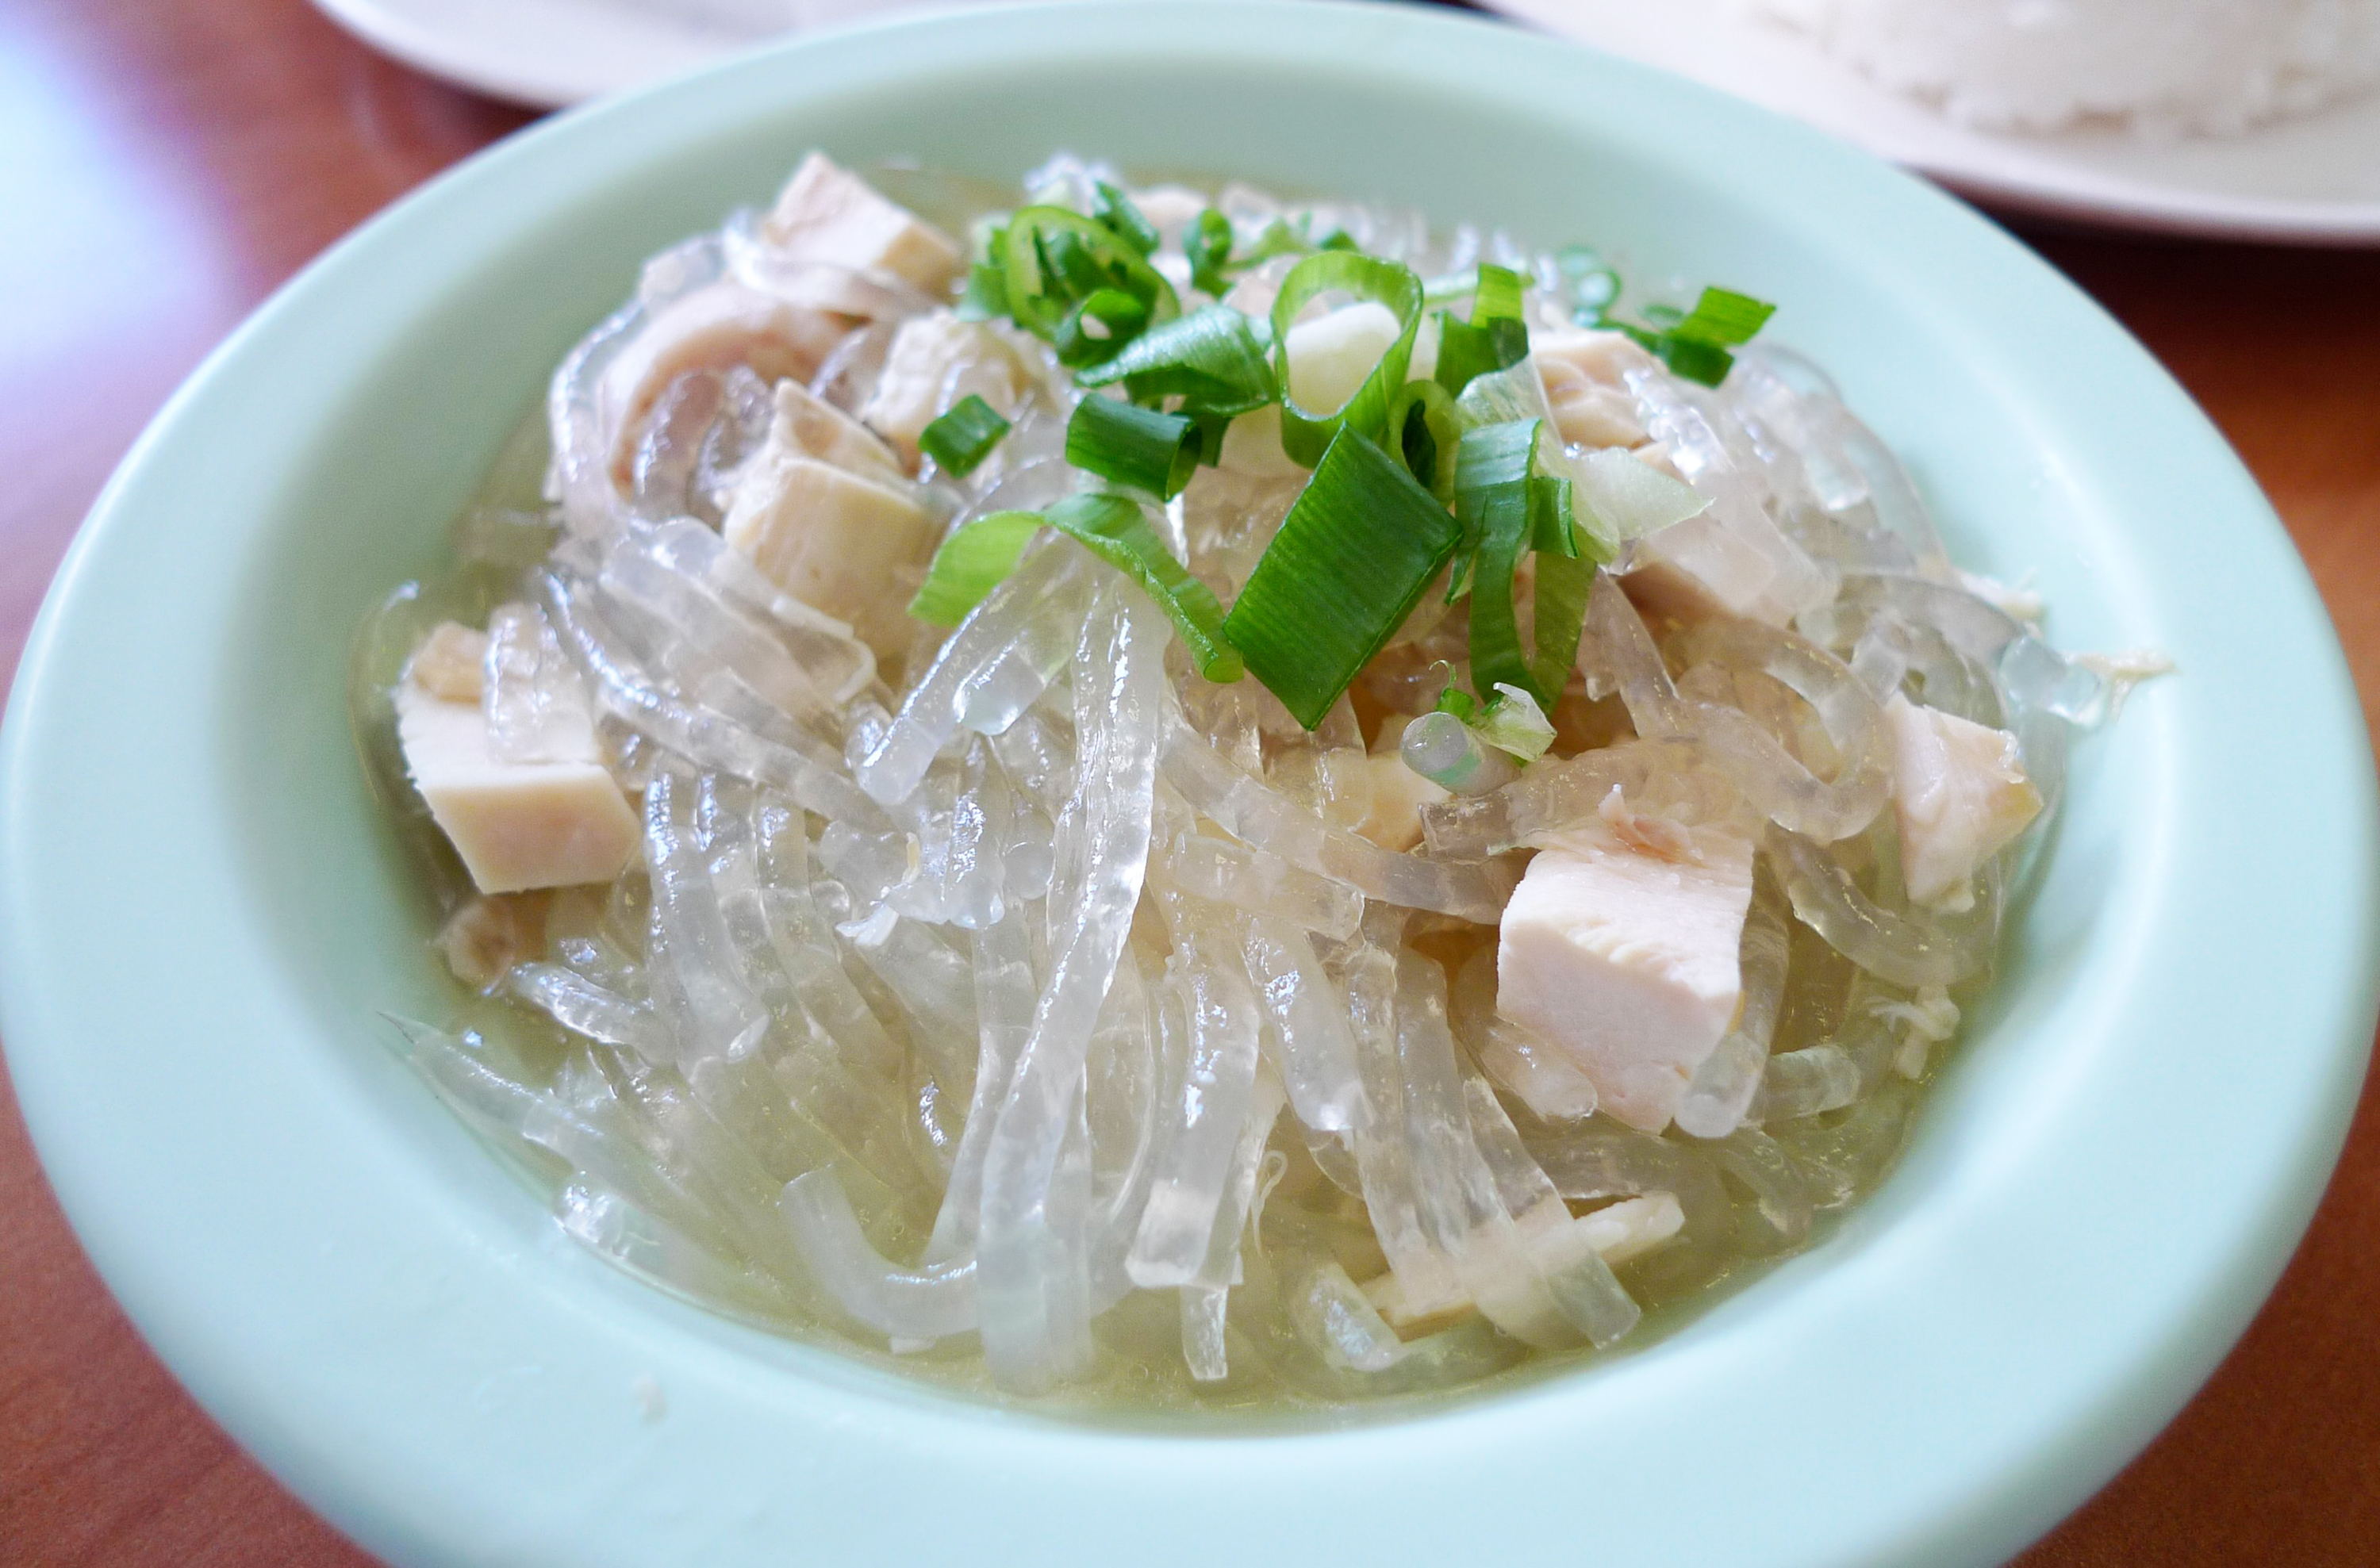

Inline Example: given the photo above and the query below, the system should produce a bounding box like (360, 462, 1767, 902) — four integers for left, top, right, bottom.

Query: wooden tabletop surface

(2, 1, 2374, 1562)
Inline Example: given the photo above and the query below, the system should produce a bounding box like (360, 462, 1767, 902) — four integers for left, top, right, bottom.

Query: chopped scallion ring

(908, 509, 1043, 627)
(1074, 305, 1278, 416)
(1222, 428, 1461, 728)
(1090, 181, 1159, 255)
(1065, 396, 1202, 500)
(917, 394, 1012, 477)
(1269, 251, 1424, 468)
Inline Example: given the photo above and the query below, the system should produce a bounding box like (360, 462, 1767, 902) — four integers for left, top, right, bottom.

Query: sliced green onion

(1238, 217, 1310, 269)
(1065, 396, 1201, 500)
(1476, 683, 1557, 762)
(1529, 552, 1597, 700)
(1453, 420, 1540, 697)
(908, 509, 1042, 626)
(1051, 288, 1151, 368)
(910, 497, 1241, 680)
(1223, 429, 1462, 729)
(1433, 262, 1530, 397)
(957, 225, 1009, 322)
(1074, 305, 1278, 416)
(1554, 245, 1621, 325)
(917, 394, 1012, 477)
(1530, 473, 1579, 558)
(1453, 420, 1605, 703)
(1434, 682, 1479, 723)
(1090, 181, 1159, 255)
(1433, 314, 1529, 398)
(1188, 208, 1234, 297)
(1270, 251, 1424, 468)
(1474, 262, 1526, 324)
(1622, 329, 1734, 387)
(1388, 378, 1464, 500)
(1620, 284, 1776, 388)
(1672, 286, 1775, 346)
(1042, 494, 1241, 682)
(1000, 205, 1179, 352)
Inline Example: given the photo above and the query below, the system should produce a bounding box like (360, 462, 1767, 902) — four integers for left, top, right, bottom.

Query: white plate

(311, 0, 760, 106)
(1485, 0, 2380, 243)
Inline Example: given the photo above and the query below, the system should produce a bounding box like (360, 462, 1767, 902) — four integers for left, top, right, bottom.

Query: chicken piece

(721, 454, 935, 659)
(858, 310, 1027, 469)
(764, 377, 902, 478)
(1883, 694, 2042, 911)
(1284, 299, 1403, 413)
(1218, 300, 1406, 477)
(1496, 807, 1756, 1133)
(1534, 328, 1656, 449)
(600, 282, 846, 489)
(397, 672, 639, 897)
(759, 151, 963, 313)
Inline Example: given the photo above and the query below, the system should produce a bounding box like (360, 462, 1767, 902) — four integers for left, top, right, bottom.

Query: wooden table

(2, 2, 2374, 1561)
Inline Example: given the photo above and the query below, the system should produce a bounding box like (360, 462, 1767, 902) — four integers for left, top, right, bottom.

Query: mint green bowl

(5, 3, 2374, 1562)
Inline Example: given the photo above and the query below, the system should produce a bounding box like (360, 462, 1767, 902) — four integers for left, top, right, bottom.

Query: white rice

(1754, 0, 2380, 136)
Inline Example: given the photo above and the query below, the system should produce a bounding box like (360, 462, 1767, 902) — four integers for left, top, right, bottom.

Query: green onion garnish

(1270, 251, 1424, 468)
(1051, 288, 1151, 368)
(908, 510, 1043, 626)
(917, 394, 1012, 477)
(1388, 378, 1463, 500)
(908, 496, 1242, 682)
(1473, 263, 1526, 324)
(1222, 429, 1461, 729)
(1453, 420, 1540, 697)
(1000, 206, 1179, 360)
(1073, 305, 1278, 416)
(1065, 396, 1202, 500)
(1090, 181, 1159, 255)
(1619, 285, 1776, 388)
(1187, 209, 1234, 297)
(1042, 494, 1241, 681)
(1553, 245, 1621, 326)
(1529, 551, 1597, 700)
(958, 227, 1009, 323)
(1453, 419, 1610, 703)
(1432, 261, 1530, 398)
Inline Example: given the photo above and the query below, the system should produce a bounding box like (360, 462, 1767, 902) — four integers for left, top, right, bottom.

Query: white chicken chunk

(397, 654, 639, 897)
(1284, 299, 1403, 413)
(1883, 694, 2043, 911)
(762, 377, 903, 478)
(1218, 300, 1405, 477)
(600, 282, 846, 489)
(759, 151, 963, 313)
(1497, 806, 1756, 1133)
(721, 453, 935, 659)
(857, 310, 1026, 470)
(1533, 328, 1655, 449)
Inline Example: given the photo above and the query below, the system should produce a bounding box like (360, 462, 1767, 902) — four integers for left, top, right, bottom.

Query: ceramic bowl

(6, 4, 2374, 1563)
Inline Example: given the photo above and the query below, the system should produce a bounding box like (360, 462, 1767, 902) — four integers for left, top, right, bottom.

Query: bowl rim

(6, 4, 2377, 1565)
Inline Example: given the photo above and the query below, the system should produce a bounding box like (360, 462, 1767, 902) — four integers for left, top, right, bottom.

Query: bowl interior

(6, 5, 2373, 1566)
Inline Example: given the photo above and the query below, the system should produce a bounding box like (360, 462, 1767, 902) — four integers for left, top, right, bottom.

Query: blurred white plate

(312, 0, 848, 108)
(1485, 0, 2380, 243)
